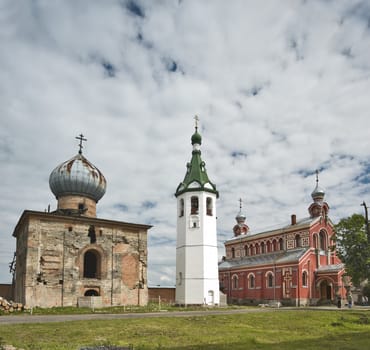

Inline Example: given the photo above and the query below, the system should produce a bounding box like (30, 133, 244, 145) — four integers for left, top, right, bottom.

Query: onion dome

(311, 170, 325, 202)
(49, 136, 106, 203)
(191, 129, 202, 146)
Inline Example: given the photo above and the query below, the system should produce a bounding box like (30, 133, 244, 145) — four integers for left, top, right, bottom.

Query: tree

(334, 213, 370, 285)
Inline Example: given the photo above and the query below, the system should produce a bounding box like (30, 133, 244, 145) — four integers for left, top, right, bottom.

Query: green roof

(175, 129, 218, 197)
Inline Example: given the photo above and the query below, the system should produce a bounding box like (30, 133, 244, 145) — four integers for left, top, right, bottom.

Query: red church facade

(219, 175, 347, 306)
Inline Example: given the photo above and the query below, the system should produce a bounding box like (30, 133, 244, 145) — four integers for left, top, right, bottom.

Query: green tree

(334, 213, 370, 285)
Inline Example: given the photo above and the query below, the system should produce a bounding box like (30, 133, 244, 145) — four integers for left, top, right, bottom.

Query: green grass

(0, 310, 369, 349)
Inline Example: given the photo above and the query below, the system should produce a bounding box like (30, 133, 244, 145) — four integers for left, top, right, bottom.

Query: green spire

(175, 123, 218, 198)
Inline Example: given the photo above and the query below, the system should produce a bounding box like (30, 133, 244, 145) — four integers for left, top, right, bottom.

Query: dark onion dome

(49, 153, 106, 203)
(191, 128, 202, 145)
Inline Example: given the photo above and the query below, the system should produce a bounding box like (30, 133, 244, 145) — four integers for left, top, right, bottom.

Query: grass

(0, 309, 369, 349)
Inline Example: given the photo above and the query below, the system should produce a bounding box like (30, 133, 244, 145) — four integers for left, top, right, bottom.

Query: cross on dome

(76, 134, 87, 154)
(194, 115, 199, 131)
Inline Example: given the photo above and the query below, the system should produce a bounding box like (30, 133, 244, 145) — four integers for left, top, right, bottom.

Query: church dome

(311, 184, 325, 201)
(191, 129, 202, 145)
(49, 153, 107, 203)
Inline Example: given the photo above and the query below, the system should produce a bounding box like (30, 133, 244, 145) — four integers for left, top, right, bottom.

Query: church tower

(175, 118, 220, 305)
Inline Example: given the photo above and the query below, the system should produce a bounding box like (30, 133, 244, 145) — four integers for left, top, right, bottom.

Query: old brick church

(12, 135, 151, 308)
(218, 172, 346, 306)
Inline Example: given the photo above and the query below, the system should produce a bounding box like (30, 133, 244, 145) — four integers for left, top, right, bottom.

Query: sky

(1, 0, 370, 286)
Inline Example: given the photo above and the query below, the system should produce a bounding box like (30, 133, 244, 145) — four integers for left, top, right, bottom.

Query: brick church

(11, 135, 151, 308)
(218, 172, 346, 306)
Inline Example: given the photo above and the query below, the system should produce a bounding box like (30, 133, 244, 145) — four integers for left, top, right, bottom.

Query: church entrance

(319, 280, 332, 300)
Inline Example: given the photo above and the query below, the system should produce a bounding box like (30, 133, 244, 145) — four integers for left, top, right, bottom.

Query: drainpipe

(111, 229, 114, 306)
(61, 230, 66, 307)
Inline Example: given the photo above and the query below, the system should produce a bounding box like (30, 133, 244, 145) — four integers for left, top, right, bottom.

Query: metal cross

(315, 169, 319, 184)
(194, 115, 199, 130)
(76, 134, 87, 154)
(239, 198, 243, 210)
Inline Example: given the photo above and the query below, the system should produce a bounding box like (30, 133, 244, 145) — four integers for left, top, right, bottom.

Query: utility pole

(361, 201, 370, 242)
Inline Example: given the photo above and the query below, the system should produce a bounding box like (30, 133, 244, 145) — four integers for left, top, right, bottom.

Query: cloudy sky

(1, 0, 370, 285)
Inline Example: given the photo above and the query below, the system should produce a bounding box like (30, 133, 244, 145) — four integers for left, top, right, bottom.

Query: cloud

(0, 1, 370, 285)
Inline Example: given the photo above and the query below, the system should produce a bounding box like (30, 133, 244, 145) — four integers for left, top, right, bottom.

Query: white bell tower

(175, 117, 220, 305)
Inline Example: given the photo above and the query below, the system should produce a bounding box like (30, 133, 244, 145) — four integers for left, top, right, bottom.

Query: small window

(191, 196, 199, 214)
(88, 225, 96, 244)
(319, 231, 326, 250)
(244, 245, 248, 256)
(232, 275, 239, 289)
(302, 271, 308, 287)
(279, 238, 284, 251)
(295, 235, 301, 248)
(179, 198, 184, 217)
(206, 197, 213, 216)
(249, 274, 255, 289)
(267, 273, 274, 288)
(255, 244, 260, 255)
(261, 242, 265, 254)
(272, 240, 277, 251)
(231, 247, 235, 258)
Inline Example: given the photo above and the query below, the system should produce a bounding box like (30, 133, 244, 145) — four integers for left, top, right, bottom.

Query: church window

(267, 272, 274, 288)
(206, 197, 213, 216)
(84, 289, 99, 296)
(261, 242, 265, 254)
(319, 230, 326, 250)
(266, 241, 271, 253)
(248, 274, 255, 289)
(232, 275, 239, 289)
(179, 199, 184, 217)
(279, 238, 284, 251)
(272, 239, 277, 251)
(295, 234, 301, 248)
(191, 196, 199, 214)
(302, 271, 308, 287)
(88, 225, 96, 244)
(255, 244, 260, 255)
(244, 245, 248, 256)
(83, 250, 101, 279)
(231, 247, 235, 258)
(313, 233, 318, 249)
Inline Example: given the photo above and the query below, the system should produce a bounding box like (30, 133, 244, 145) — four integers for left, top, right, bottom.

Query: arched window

(255, 244, 260, 255)
(84, 289, 99, 296)
(267, 273, 274, 288)
(302, 271, 308, 287)
(231, 247, 235, 258)
(206, 197, 213, 216)
(295, 234, 301, 248)
(83, 250, 101, 279)
(232, 275, 239, 289)
(261, 242, 265, 254)
(191, 196, 199, 214)
(266, 241, 271, 253)
(272, 239, 277, 251)
(279, 238, 284, 251)
(179, 198, 184, 217)
(248, 274, 255, 289)
(313, 233, 318, 249)
(244, 245, 248, 256)
(88, 225, 96, 244)
(319, 231, 326, 250)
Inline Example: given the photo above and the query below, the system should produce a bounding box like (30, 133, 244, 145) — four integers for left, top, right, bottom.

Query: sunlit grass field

(0, 309, 369, 349)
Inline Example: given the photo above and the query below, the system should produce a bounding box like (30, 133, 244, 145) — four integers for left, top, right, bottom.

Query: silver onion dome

(49, 153, 107, 203)
(311, 170, 325, 201)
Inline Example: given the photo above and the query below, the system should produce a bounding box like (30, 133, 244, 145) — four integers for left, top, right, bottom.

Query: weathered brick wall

(14, 212, 149, 307)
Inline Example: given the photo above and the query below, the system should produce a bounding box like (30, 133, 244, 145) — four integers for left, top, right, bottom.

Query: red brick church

(218, 172, 346, 306)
